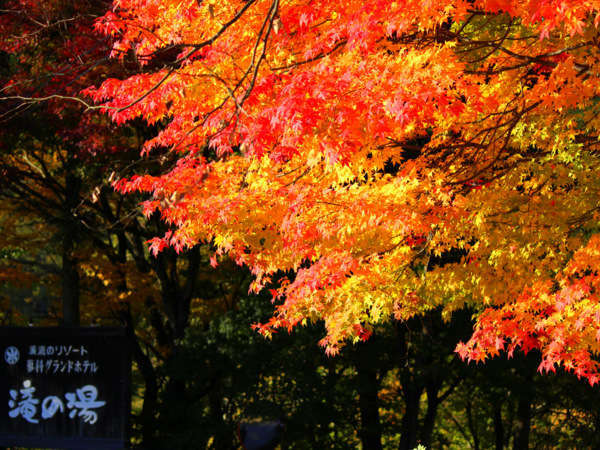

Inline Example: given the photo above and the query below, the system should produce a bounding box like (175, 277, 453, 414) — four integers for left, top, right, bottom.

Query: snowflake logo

(4, 346, 20, 365)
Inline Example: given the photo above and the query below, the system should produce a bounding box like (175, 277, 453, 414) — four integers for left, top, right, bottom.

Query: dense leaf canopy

(84, 0, 600, 382)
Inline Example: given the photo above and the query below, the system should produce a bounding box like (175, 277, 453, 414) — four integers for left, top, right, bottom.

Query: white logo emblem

(4, 346, 20, 365)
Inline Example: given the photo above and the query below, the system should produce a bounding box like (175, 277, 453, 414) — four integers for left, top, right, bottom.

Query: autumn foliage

(70, 0, 600, 383)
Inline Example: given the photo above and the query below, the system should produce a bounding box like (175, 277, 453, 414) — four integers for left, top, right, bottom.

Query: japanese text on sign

(4, 344, 100, 375)
(26, 359, 98, 375)
(8, 380, 106, 424)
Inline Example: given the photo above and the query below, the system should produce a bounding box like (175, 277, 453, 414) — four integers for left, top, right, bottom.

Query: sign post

(0, 327, 131, 449)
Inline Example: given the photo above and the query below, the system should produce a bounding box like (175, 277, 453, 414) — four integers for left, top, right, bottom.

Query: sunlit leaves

(90, 0, 600, 382)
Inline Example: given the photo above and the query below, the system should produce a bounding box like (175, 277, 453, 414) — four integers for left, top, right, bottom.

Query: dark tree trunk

(209, 375, 232, 450)
(397, 322, 422, 450)
(61, 233, 80, 326)
(466, 396, 480, 450)
(152, 247, 200, 343)
(356, 340, 383, 450)
(149, 247, 204, 447)
(133, 338, 158, 448)
(494, 401, 504, 450)
(61, 168, 80, 326)
(122, 308, 158, 449)
(513, 382, 533, 450)
(420, 381, 441, 448)
(399, 384, 423, 450)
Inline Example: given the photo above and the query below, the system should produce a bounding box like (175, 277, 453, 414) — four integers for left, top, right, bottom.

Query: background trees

(4, 0, 600, 448)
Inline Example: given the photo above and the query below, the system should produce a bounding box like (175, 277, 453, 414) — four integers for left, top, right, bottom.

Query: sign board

(0, 327, 131, 449)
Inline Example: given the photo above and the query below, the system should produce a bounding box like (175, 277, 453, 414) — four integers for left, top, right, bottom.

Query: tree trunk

(356, 340, 383, 450)
(61, 168, 80, 326)
(493, 401, 504, 450)
(122, 309, 158, 449)
(466, 396, 480, 450)
(209, 375, 232, 450)
(513, 383, 533, 450)
(61, 233, 80, 326)
(399, 384, 423, 450)
(420, 381, 441, 448)
(396, 322, 422, 450)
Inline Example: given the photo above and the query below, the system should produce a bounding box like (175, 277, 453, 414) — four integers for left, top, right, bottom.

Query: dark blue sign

(0, 327, 131, 449)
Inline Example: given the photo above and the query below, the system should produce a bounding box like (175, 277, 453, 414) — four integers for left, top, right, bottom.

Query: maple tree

(82, 0, 600, 383)
(13, 2, 600, 447)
